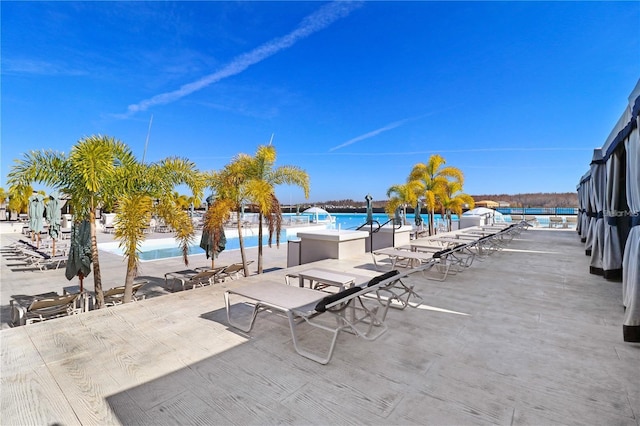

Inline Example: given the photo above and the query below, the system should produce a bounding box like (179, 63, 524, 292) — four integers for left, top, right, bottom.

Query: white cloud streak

(328, 107, 461, 152)
(328, 118, 411, 152)
(124, 1, 362, 116)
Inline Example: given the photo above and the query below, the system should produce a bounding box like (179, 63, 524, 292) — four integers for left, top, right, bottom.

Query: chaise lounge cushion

(315, 286, 362, 312)
(367, 270, 400, 287)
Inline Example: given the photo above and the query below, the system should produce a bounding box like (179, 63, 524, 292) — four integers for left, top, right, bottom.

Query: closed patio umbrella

(200, 224, 226, 267)
(414, 201, 423, 228)
(65, 220, 92, 292)
(365, 194, 373, 224)
(394, 207, 402, 225)
(46, 193, 61, 256)
(28, 193, 45, 247)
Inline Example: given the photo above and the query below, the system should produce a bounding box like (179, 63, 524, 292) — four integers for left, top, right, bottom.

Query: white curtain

(602, 149, 624, 280)
(580, 176, 591, 243)
(589, 152, 606, 275)
(584, 174, 597, 256)
(577, 179, 586, 238)
(622, 118, 640, 342)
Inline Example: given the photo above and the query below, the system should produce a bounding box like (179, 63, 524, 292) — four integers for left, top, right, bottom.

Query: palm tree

(243, 145, 309, 274)
(6, 184, 33, 218)
(439, 181, 475, 231)
(409, 154, 464, 235)
(111, 158, 204, 303)
(205, 158, 253, 277)
(7, 135, 137, 308)
(385, 181, 421, 225)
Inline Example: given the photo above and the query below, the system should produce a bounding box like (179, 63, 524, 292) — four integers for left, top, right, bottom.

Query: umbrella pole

(79, 272, 84, 293)
(52, 239, 56, 257)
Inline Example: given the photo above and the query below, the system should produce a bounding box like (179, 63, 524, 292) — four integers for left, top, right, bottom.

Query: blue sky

(2, 1, 639, 204)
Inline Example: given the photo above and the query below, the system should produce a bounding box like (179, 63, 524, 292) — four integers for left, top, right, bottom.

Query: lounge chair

(371, 247, 438, 270)
(165, 269, 222, 291)
(10, 292, 81, 326)
(216, 261, 253, 281)
(549, 217, 564, 228)
(103, 281, 147, 306)
(225, 271, 404, 364)
(32, 254, 68, 271)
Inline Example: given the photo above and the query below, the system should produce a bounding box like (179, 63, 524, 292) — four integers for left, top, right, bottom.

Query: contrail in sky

(329, 118, 411, 152)
(123, 1, 362, 116)
(328, 107, 459, 152)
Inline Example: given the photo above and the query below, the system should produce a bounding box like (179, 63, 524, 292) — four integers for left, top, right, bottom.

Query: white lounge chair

(225, 271, 405, 364)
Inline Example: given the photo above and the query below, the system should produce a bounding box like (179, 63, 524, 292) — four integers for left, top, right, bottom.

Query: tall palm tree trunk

(257, 214, 263, 274)
(123, 255, 137, 303)
(236, 211, 249, 277)
(428, 208, 435, 235)
(89, 208, 105, 308)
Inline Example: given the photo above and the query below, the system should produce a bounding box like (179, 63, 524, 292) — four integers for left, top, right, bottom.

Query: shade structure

(28, 193, 45, 233)
(475, 200, 499, 208)
(302, 207, 333, 224)
(578, 78, 639, 342)
(65, 220, 92, 292)
(365, 194, 373, 223)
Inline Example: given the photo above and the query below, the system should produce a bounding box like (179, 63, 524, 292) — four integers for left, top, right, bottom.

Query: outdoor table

(295, 268, 356, 292)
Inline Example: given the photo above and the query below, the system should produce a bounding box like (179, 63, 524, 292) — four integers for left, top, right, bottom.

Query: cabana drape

(577, 174, 589, 239)
(602, 148, 624, 280)
(622, 123, 639, 342)
(589, 150, 606, 275)
(584, 175, 597, 256)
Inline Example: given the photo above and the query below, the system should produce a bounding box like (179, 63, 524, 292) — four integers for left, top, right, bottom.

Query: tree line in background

(313, 192, 578, 209)
(471, 192, 578, 208)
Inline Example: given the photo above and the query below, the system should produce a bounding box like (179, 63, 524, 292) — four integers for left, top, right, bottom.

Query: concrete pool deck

(1, 225, 638, 425)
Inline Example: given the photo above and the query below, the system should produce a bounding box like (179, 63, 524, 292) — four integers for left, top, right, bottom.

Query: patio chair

(371, 247, 438, 270)
(103, 281, 147, 306)
(216, 261, 253, 281)
(368, 269, 424, 318)
(225, 271, 403, 364)
(10, 292, 81, 326)
(32, 254, 68, 271)
(549, 217, 564, 228)
(166, 269, 221, 291)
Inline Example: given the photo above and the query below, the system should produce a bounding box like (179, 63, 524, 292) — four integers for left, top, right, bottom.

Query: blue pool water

(99, 212, 459, 261)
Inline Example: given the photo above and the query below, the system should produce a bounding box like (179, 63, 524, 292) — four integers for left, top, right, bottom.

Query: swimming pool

(98, 213, 457, 261)
(99, 229, 294, 261)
